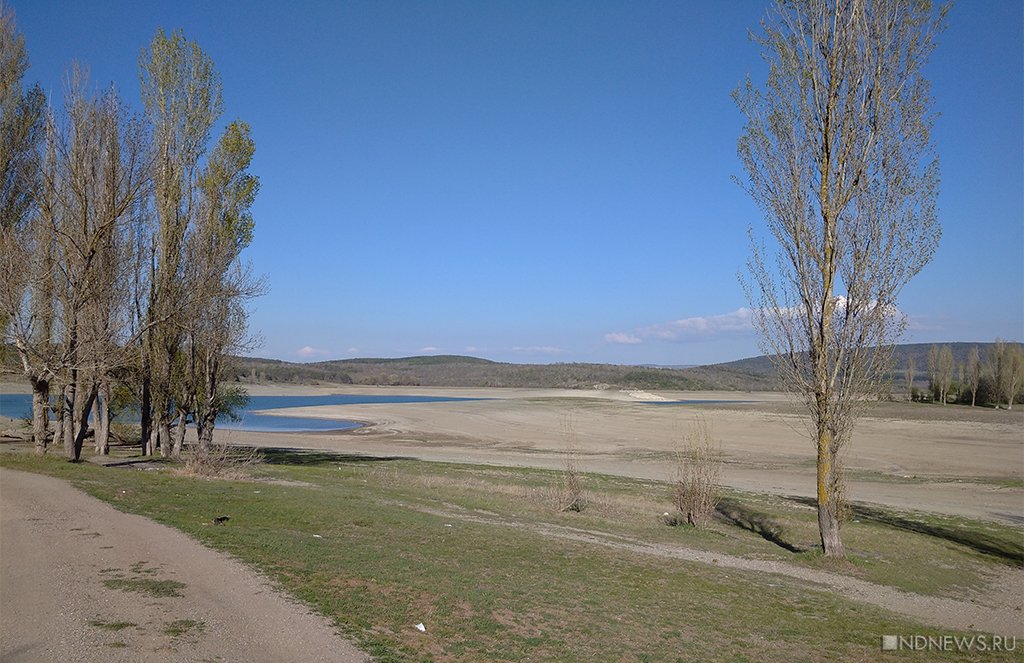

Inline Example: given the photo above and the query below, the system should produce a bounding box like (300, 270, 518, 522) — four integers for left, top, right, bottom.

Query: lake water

(0, 393, 483, 433)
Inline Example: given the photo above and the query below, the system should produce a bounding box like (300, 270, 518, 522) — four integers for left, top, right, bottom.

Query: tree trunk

(52, 393, 63, 452)
(92, 395, 101, 454)
(62, 381, 76, 460)
(158, 418, 172, 458)
(72, 382, 97, 462)
(140, 374, 152, 455)
(971, 390, 976, 407)
(198, 408, 217, 451)
(96, 380, 111, 455)
(172, 410, 187, 457)
(146, 423, 158, 456)
(29, 377, 50, 454)
(816, 428, 845, 558)
(198, 353, 219, 451)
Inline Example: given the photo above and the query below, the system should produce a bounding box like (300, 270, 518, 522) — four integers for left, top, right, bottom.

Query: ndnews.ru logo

(882, 634, 1017, 652)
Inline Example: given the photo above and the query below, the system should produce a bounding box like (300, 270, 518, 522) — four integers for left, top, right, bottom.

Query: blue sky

(12, 1, 1023, 365)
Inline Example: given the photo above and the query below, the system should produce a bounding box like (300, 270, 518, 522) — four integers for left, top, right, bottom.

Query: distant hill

(229, 352, 781, 391)
(227, 342, 1012, 392)
(3, 342, 1012, 392)
(231, 354, 718, 390)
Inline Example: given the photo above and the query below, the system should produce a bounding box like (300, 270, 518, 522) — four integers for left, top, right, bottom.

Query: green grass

(2, 448, 1020, 662)
(99, 561, 187, 598)
(101, 577, 187, 598)
(163, 619, 204, 637)
(88, 619, 137, 631)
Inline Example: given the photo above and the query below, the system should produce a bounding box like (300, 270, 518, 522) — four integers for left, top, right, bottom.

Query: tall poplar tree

(138, 28, 222, 456)
(736, 0, 946, 557)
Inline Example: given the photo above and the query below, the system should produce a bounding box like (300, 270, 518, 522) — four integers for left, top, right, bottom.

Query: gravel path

(0, 467, 367, 663)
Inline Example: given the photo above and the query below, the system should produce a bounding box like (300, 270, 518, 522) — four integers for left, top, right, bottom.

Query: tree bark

(61, 381, 76, 460)
(172, 410, 187, 457)
(158, 418, 172, 458)
(198, 354, 219, 451)
(146, 423, 158, 457)
(96, 380, 111, 455)
(72, 381, 97, 461)
(816, 427, 844, 558)
(52, 393, 63, 452)
(91, 395, 101, 454)
(140, 373, 152, 455)
(29, 377, 50, 454)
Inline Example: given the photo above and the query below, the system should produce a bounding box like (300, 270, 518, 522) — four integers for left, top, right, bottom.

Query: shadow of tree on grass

(715, 498, 813, 553)
(786, 495, 1024, 565)
(257, 447, 414, 467)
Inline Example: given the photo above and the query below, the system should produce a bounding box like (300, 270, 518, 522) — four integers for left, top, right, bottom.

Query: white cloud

(511, 345, 564, 355)
(296, 346, 331, 358)
(607, 300, 910, 346)
(419, 346, 441, 353)
(604, 332, 642, 345)
(345, 347, 360, 354)
(606, 308, 754, 345)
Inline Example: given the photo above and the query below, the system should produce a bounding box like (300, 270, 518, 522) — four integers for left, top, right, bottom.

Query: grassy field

(1, 445, 1021, 662)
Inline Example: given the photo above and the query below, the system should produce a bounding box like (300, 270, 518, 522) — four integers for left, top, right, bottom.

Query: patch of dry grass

(172, 441, 263, 480)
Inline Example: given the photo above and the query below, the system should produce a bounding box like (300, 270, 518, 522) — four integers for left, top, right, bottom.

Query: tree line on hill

(227, 354, 779, 391)
(0, 8, 260, 459)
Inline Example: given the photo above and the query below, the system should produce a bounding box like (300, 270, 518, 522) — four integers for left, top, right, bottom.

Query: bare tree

(38, 70, 148, 460)
(736, 0, 945, 557)
(966, 345, 980, 407)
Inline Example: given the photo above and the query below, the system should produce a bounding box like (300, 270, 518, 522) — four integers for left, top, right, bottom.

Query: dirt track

(0, 467, 367, 663)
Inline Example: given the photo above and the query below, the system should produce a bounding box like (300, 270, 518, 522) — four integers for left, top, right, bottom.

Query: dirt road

(0, 467, 367, 663)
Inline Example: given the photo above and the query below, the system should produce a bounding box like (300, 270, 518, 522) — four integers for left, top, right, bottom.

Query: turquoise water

(0, 393, 484, 433)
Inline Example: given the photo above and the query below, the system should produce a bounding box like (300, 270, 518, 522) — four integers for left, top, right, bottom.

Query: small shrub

(175, 440, 263, 480)
(557, 414, 587, 513)
(108, 421, 139, 444)
(671, 417, 721, 528)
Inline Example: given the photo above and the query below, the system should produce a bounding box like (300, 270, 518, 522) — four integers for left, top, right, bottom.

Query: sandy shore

(212, 385, 1024, 525)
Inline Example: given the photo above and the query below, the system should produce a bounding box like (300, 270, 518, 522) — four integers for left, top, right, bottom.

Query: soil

(0, 467, 367, 663)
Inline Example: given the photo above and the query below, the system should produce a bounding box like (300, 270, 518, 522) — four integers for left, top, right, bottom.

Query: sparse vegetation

(88, 619, 137, 631)
(670, 417, 721, 528)
(4, 449, 1018, 662)
(556, 414, 587, 513)
(102, 577, 187, 598)
(162, 619, 204, 637)
(173, 440, 263, 480)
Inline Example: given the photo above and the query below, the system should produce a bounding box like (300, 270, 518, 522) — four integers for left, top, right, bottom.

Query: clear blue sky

(12, 1, 1023, 365)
